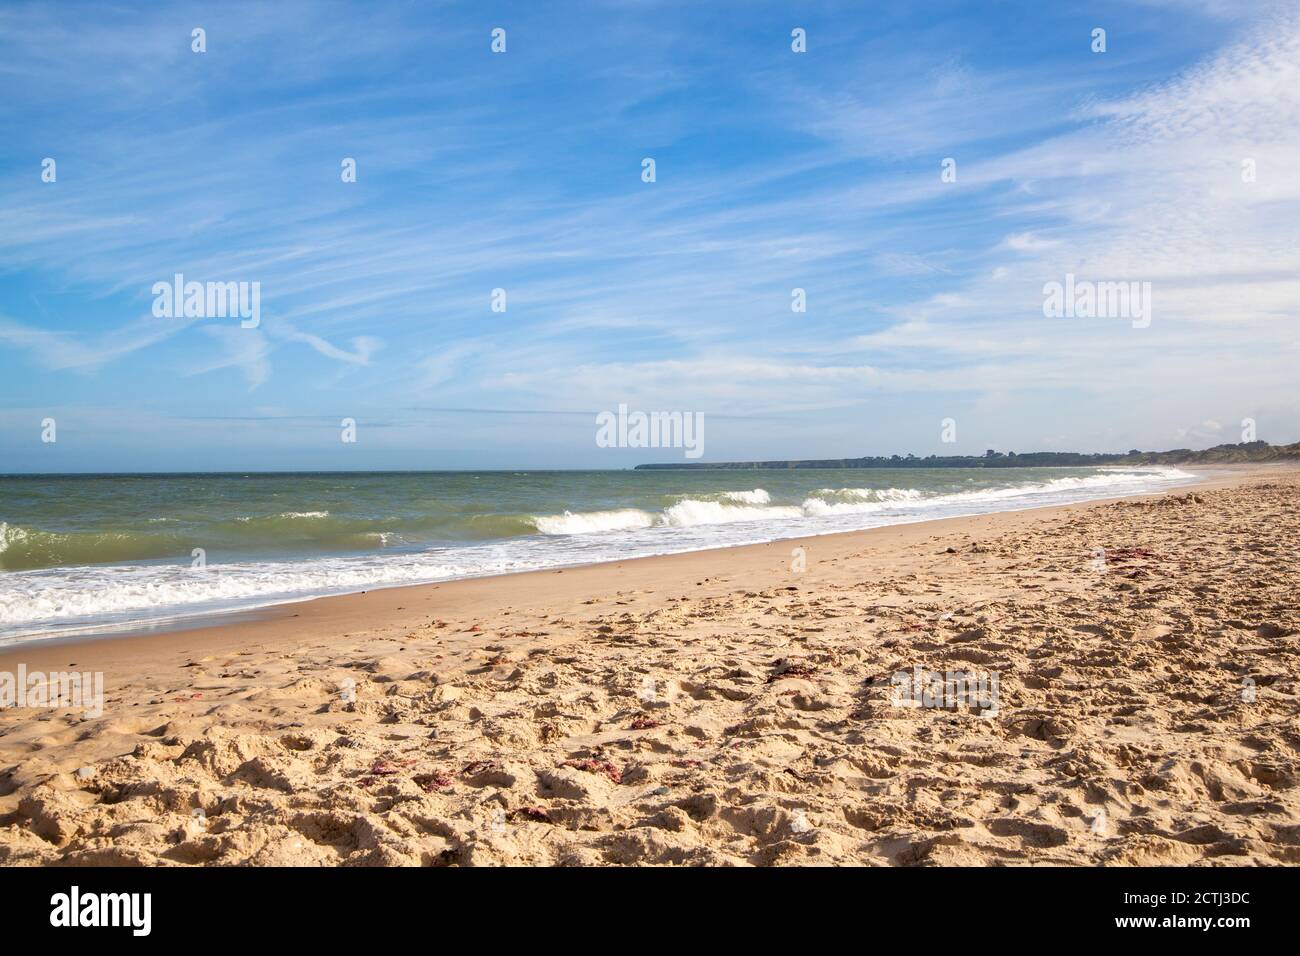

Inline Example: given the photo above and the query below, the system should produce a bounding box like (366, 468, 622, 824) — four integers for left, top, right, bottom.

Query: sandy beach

(1, 466, 1297, 866)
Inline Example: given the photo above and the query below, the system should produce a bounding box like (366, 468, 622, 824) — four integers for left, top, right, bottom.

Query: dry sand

(1, 467, 1297, 866)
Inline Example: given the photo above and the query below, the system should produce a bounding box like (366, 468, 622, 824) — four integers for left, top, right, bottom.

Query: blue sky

(2, 0, 1298, 471)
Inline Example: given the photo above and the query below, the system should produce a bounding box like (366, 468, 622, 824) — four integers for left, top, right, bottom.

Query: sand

(1, 467, 1297, 866)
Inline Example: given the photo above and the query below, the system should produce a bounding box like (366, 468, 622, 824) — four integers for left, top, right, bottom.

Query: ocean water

(0, 467, 1197, 644)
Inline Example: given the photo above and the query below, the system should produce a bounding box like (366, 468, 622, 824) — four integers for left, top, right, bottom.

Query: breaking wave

(531, 509, 657, 535)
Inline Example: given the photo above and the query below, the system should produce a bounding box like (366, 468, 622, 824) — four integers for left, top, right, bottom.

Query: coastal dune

(1, 469, 1297, 866)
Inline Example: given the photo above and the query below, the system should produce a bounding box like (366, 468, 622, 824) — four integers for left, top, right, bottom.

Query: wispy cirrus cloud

(0, 313, 189, 371)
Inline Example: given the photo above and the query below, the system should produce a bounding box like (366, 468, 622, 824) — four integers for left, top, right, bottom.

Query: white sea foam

(236, 511, 331, 522)
(804, 469, 1192, 516)
(809, 487, 924, 505)
(534, 493, 787, 535)
(719, 489, 771, 504)
(661, 498, 803, 527)
(533, 509, 656, 535)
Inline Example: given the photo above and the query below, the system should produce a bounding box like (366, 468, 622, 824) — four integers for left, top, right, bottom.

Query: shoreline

(0, 464, 1219, 654)
(0, 464, 1272, 694)
(2, 463, 1297, 865)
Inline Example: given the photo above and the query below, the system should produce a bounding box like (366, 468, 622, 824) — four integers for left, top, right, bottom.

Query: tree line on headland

(635, 440, 1300, 470)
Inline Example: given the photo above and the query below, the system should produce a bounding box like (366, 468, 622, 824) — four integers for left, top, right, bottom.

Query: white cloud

(0, 313, 187, 371)
(191, 326, 272, 389)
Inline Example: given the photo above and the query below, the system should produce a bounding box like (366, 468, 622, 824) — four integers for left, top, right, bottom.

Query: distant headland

(635, 440, 1300, 470)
